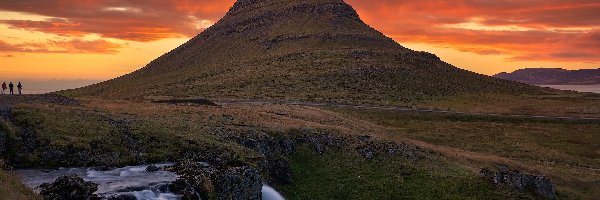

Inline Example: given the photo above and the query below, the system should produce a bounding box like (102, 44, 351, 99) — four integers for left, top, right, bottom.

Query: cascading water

(262, 185, 285, 200)
(16, 164, 286, 200)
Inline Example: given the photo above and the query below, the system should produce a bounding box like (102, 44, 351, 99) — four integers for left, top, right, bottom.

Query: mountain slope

(65, 0, 540, 104)
(495, 68, 600, 85)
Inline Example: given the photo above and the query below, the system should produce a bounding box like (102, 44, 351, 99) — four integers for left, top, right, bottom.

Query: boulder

(106, 194, 137, 200)
(146, 164, 161, 172)
(480, 168, 555, 199)
(170, 161, 263, 200)
(39, 175, 100, 200)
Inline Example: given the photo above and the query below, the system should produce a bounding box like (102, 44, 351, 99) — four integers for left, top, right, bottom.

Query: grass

(334, 107, 600, 199)
(5, 96, 599, 199)
(422, 93, 600, 118)
(279, 146, 529, 200)
(0, 170, 41, 200)
(6, 103, 253, 168)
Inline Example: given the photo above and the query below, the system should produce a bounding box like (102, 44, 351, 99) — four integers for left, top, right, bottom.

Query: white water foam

(262, 185, 285, 200)
(16, 164, 286, 200)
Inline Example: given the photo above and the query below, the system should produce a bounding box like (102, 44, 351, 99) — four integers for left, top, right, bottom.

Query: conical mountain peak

(69, 0, 536, 104)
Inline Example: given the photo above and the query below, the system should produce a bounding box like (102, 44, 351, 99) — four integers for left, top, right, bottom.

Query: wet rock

(146, 165, 161, 172)
(215, 166, 262, 200)
(106, 194, 136, 200)
(39, 175, 100, 200)
(170, 161, 263, 200)
(169, 179, 202, 200)
(480, 168, 555, 199)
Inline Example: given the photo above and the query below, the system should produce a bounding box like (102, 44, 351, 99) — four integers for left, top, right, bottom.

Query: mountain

(495, 68, 600, 85)
(65, 0, 540, 104)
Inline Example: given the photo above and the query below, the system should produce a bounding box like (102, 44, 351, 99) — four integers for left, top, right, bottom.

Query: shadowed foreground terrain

(1, 95, 599, 199)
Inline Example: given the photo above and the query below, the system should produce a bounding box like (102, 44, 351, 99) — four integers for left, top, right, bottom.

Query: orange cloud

(345, 0, 600, 62)
(0, 39, 123, 54)
(0, 0, 598, 63)
(0, 0, 235, 42)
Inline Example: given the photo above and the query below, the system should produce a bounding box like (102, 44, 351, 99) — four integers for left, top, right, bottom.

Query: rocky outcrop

(169, 161, 263, 200)
(0, 123, 6, 157)
(39, 175, 100, 200)
(480, 168, 556, 199)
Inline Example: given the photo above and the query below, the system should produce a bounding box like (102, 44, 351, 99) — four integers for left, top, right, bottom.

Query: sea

(540, 85, 600, 93)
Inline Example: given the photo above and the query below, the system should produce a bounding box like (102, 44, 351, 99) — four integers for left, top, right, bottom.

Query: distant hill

(495, 68, 600, 85)
(64, 0, 541, 105)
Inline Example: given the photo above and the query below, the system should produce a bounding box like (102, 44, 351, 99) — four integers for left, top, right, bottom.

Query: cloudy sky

(0, 0, 598, 81)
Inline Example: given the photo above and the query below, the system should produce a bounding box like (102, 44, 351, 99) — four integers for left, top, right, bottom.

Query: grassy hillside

(335, 107, 600, 199)
(62, 0, 543, 105)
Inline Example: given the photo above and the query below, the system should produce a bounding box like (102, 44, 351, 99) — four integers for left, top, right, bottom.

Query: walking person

(1, 82, 6, 94)
(8, 82, 14, 95)
(17, 82, 23, 95)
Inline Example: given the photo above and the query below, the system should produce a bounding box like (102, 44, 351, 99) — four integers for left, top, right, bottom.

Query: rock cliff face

(67, 0, 539, 104)
(481, 168, 556, 199)
(495, 68, 600, 85)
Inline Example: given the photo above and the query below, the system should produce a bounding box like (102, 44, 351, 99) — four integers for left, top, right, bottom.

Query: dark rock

(39, 175, 100, 200)
(0, 124, 6, 157)
(314, 142, 326, 154)
(215, 166, 262, 200)
(480, 168, 555, 199)
(280, 138, 296, 155)
(381, 142, 422, 161)
(358, 135, 371, 142)
(153, 99, 219, 106)
(146, 165, 161, 172)
(106, 194, 137, 200)
(356, 146, 376, 160)
(170, 178, 203, 200)
(267, 156, 292, 184)
(170, 160, 263, 200)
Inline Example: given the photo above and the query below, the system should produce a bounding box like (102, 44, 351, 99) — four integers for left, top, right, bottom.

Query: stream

(15, 164, 285, 200)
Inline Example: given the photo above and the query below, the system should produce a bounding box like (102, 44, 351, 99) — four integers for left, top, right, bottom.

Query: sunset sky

(0, 0, 599, 81)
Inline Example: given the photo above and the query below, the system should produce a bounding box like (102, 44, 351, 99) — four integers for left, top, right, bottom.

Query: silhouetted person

(17, 82, 22, 94)
(8, 82, 14, 95)
(1, 82, 5, 94)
